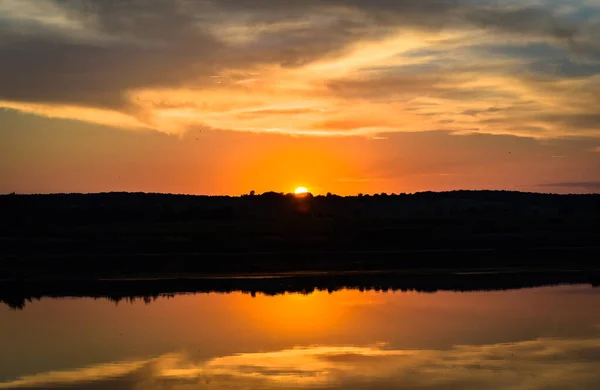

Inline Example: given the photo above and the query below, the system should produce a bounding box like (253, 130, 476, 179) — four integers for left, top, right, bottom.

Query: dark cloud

(327, 73, 443, 99)
(465, 5, 577, 40)
(0, 39, 223, 110)
(528, 59, 600, 78)
(462, 107, 505, 116)
(211, 0, 581, 41)
(477, 42, 565, 59)
(0, 0, 598, 138)
(325, 69, 519, 104)
(0, 0, 226, 110)
(0, 0, 595, 108)
(0, 1, 388, 111)
(538, 181, 600, 190)
(542, 114, 600, 131)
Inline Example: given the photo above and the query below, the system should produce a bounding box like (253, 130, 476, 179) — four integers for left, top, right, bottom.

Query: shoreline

(3, 267, 599, 310)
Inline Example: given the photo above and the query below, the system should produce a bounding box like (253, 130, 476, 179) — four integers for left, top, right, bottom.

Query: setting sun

(294, 186, 309, 195)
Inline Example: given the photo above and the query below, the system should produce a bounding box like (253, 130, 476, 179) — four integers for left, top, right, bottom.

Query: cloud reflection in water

(3, 338, 600, 389)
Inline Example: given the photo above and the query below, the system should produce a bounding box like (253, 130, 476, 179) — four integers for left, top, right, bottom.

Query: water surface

(1, 284, 600, 389)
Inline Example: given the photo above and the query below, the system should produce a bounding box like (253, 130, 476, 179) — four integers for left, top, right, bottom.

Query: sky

(1, 0, 600, 195)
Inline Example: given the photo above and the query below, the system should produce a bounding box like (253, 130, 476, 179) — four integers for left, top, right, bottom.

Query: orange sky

(2, 109, 599, 195)
(1, 0, 600, 194)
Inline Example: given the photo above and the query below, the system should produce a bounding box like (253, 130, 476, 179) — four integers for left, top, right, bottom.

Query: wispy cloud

(0, 0, 599, 138)
(537, 181, 600, 190)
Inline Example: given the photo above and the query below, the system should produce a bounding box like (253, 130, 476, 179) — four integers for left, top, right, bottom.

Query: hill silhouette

(1, 190, 599, 280)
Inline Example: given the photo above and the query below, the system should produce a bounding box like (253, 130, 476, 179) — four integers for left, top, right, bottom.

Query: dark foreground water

(1, 284, 600, 389)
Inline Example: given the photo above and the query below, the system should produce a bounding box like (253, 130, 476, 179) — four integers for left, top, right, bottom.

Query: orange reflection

(232, 290, 380, 336)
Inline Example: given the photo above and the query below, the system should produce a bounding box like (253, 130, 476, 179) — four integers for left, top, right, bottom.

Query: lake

(1, 284, 600, 389)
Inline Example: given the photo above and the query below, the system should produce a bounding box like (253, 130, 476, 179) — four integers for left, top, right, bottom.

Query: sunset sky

(1, 0, 600, 195)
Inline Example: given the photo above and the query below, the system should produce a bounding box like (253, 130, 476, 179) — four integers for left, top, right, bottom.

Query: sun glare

(294, 186, 309, 195)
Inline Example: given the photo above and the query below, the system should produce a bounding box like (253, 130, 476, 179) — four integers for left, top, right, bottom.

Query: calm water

(1, 285, 600, 389)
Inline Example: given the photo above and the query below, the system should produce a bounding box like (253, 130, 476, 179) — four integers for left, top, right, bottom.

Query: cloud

(3, 339, 600, 390)
(0, 0, 599, 137)
(537, 181, 600, 190)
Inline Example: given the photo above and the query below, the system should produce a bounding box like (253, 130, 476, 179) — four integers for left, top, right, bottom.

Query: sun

(294, 186, 309, 195)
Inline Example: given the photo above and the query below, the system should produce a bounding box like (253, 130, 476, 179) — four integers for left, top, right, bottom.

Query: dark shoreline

(2, 268, 599, 310)
(2, 191, 599, 309)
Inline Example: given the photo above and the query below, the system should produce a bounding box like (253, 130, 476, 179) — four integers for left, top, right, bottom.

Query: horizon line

(2, 189, 599, 197)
